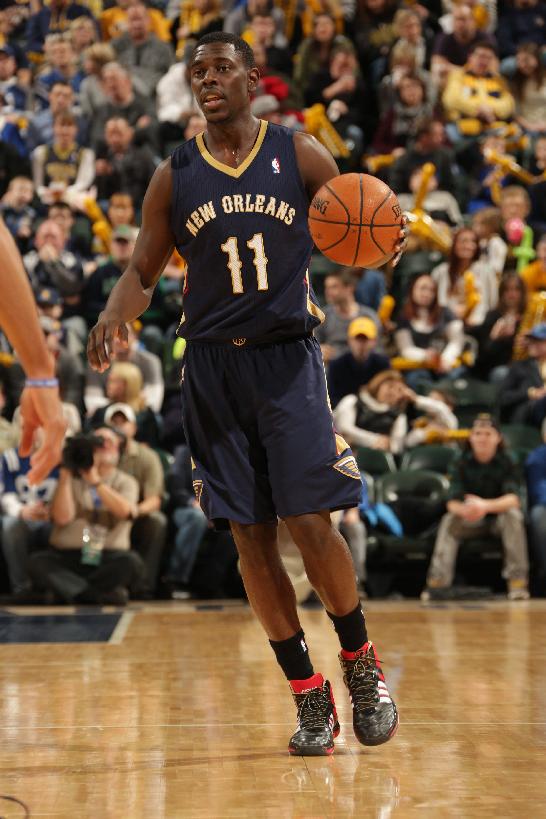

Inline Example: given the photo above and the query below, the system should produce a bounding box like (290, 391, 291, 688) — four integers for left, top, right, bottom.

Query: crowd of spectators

(0, 0, 546, 604)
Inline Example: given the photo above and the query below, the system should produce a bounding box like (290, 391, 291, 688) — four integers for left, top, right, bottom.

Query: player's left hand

(18, 385, 66, 485)
(392, 214, 409, 268)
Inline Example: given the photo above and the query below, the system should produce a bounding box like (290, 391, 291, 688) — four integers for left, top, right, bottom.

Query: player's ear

(247, 67, 260, 93)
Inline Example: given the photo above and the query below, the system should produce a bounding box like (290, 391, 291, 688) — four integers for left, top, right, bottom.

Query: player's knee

(230, 521, 278, 559)
(283, 511, 333, 556)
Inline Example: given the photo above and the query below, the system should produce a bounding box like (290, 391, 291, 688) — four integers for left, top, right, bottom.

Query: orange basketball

(308, 173, 403, 268)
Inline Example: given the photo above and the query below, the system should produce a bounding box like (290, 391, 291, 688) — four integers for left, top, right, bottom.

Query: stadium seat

(433, 377, 499, 426)
(355, 447, 396, 478)
(500, 424, 542, 454)
(401, 444, 459, 474)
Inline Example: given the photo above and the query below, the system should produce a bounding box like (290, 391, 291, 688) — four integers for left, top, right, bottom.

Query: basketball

(308, 173, 403, 268)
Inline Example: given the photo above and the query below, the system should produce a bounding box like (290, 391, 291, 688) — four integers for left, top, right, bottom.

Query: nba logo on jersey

(272, 157, 281, 174)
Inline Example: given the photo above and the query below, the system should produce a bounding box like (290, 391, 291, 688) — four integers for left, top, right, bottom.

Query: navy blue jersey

(170, 121, 324, 344)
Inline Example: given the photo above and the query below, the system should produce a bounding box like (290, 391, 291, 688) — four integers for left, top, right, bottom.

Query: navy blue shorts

(180, 335, 361, 529)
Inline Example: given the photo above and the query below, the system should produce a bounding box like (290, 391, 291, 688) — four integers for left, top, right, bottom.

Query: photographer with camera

(28, 428, 145, 605)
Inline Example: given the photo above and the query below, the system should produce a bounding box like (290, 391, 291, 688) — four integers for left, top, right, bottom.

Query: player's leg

(285, 510, 398, 747)
(230, 518, 339, 756)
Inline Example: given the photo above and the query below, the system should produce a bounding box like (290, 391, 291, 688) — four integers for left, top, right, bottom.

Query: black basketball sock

(327, 603, 368, 653)
(269, 629, 315, 681)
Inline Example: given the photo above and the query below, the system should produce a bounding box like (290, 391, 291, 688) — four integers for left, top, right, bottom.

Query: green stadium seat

(355, 447, 396, 478)
(401, 444, 459, 474)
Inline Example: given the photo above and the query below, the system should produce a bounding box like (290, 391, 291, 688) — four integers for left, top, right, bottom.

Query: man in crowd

(29, 428, 145, 605)
(499, 322, 546, 427)
(327, 317, 390, 408)
(105, 402, 167, 598)
(422, 414, 529, 601)
(94, 117, 157, 206)
(315, 268, 380, 365)
(111, 3, 174, 97)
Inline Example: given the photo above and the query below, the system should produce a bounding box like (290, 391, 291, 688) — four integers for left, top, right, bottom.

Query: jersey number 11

(221, 233, 269, 294)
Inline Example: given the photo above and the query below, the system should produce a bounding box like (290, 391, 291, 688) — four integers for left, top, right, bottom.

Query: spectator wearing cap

(499, 322, 546, 427)
(111, 2, 174, 98)
(82, 225, 138, 324)
(327, 317, 390, 409)
(315, 267, 381, 366)
(0, 176, 37, 254)
(36, 286, 83, 358)
(31, 112, 95, 206)
(105, 402, 167, 598)
(334, 369, 457, 454)
(28, 427, 145, 605)
(422, 414, 529, 601)
(525, 418, 546, 595)
(94, 117, 158, 208)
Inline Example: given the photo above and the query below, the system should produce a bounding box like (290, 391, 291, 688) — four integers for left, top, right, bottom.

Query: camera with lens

(62, 433, 105, 477)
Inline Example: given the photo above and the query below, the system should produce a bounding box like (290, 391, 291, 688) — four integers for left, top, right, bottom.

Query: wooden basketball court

(0, 599, 544, 818)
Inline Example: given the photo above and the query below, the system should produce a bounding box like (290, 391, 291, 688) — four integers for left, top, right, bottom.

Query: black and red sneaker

(339, 641, 398, 746)
(288, 674, 340, 756)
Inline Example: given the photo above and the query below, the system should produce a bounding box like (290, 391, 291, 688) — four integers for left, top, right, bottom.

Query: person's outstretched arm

(87, 159, 175, 373)
(0, 217, 66, 484)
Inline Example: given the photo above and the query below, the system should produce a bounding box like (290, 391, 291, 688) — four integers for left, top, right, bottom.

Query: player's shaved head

(192, 32, 256, 70)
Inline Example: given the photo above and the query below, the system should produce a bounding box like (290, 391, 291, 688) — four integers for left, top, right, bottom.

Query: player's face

(190, 44, 257, 123)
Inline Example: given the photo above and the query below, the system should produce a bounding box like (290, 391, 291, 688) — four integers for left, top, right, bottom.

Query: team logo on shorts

(192, 479, 203, 504)
(333, 454, 361, 480)
(272, 157, 281, 174)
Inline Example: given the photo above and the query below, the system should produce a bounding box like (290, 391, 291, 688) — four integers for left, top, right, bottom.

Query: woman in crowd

(431, 227, 498, 326)
(372, 74, 435, 154)
(472, 272, 527, 383)
(91, 362, 161, 447)
(510, 42, 546, 136)
(293, 13, 353, 96)
(333, 368, 457, 455)
(394, 273, 465, 389)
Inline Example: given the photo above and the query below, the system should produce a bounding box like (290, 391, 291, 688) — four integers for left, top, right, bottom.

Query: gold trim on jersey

(196, 120, 268, 178)
(305, 269, 325, 324)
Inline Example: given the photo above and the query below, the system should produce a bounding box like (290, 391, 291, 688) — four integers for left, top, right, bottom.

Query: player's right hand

(87, 316, 128, 372)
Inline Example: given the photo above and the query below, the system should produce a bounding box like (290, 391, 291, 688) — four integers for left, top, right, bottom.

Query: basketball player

(0, 217, 65, 485)
(88, 32, 404, 756)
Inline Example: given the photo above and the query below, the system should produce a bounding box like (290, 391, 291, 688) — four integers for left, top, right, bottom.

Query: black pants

(131, 512, 168, 596)
(29, 548, 145, 603)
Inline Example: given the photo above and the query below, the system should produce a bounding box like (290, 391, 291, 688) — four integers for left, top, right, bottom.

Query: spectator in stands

(520, 234, 546, 294)
(157, 56, 200, 148)
(378, 39, 434, 116)
(0, 176, 37, 254)
(48, 200, 93, 262)
(398, 166, 463, 227)
(35, 34, 85, 107)
(432, 4, 494, 78)
(163, 443, 209, 595)
(392, 8, 433, 73)
(28, 430, 144, 605)
(422, 413, 529, 601)
(36, 286, 83, 358)
(24, 218, 84, 304)
(85, 323, 164, 416)
(305, 46, 366, 161)
(111, 3, 174, 98)
(525, 418, 546, 594)
(499, 322, 546, 426)
(0, 381, 17, 453)
(354, 0, 399, 80)
(25, 0, 96, 57)
(83, 224, 138, 323)
(32, 112, 95, 205)
(334, 368, 457, 454)
(38, 315, 83, 411)
(100, 0, 171, 44)
(432, 227, 498, 326)
(244, 10, 291, 75)
(497, 0, 546, 60)
(327, 316, 390, 408)
(94, 117, 157, 207)
(442, 41, 515, 141)
(0, 427, 59, 601)
(0, 138, 30, 196)
(315, 268, 380, 365)
(79, 43, 116, 122)
(390, 119, 454, 194)
(69, 15, 98, 56)
(471, 207, 508, 277)
(26, 81, 86, 154)
(91, 63, 157, 149)
(172, 0, 224, 60)
(510, 43, 546, 136)
(394, 273, 465, 389)
(373, 74, 436, 155)
(0, 45, 31, 114)
(224, 0, 285, 47)
(293, 13, 353, 97)
(104, 406, 167, 598)
(473, 272, 527, 383)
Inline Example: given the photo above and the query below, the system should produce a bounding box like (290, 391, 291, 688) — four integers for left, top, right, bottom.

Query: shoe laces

(343, 646, 382, 711)
(293, 684, 331, 731)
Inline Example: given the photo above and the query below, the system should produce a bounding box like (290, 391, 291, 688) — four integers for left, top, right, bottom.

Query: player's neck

(204, 115, 261, 167)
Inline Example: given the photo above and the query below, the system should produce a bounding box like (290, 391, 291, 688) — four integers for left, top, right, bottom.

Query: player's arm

(294, 131, 408, 265)
(0, 217, 66, 485)
(87, 159, 176, 372)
